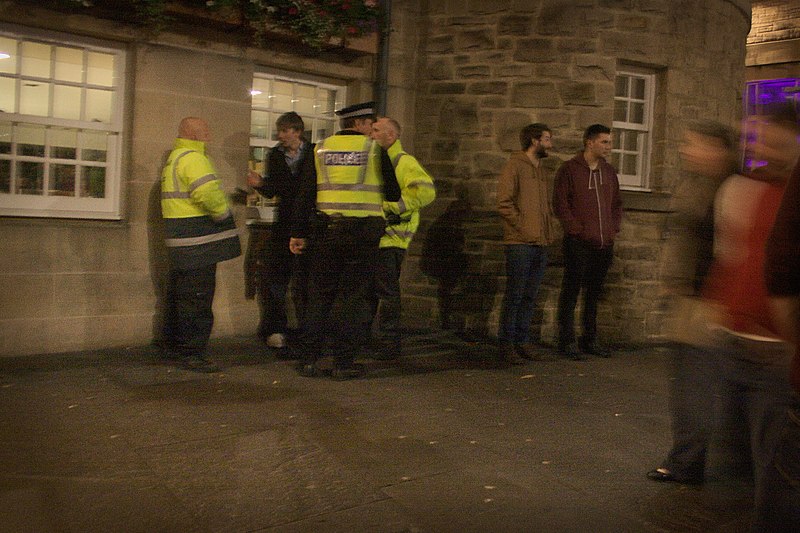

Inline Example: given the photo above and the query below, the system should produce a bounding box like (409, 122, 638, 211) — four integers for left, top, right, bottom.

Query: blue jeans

(499, 244, 548, 344)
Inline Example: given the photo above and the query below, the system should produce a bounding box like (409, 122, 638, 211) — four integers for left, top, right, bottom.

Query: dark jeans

(499, 244, 548, 344)
(163, 263, 217, 357)
(661, 343, 719, 481)
(258, 231, 309, 338)
(557, 236, 613, 347)
(297, 216, 385, 368)
(752, 396, 800, 532)
(370, 247, 406, 343)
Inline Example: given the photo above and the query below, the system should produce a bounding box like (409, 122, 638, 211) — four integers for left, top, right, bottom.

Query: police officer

(160, 117, 241, 372)
(289, 102, 400, 380)
(367, 117, 436, 359)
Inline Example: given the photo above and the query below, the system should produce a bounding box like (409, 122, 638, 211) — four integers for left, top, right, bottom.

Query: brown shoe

(500, 343, 526, 365)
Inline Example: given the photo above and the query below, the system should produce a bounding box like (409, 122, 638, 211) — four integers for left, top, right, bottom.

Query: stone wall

(391, 0, 751, 346)
(750, 0, 800, 43)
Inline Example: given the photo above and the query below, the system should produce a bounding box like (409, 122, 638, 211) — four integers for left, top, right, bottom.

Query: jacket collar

(174, 137, 206, 154)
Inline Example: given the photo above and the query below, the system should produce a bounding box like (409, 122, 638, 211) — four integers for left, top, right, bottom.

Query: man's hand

(289, 237, 306, 255)
(247, 170, 264, 189)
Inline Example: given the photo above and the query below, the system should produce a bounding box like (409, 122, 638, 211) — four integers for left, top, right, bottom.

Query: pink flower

(364, 0, 377, 7)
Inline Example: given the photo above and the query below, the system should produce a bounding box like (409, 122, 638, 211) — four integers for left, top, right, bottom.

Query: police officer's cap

(335, 101, 376, 119)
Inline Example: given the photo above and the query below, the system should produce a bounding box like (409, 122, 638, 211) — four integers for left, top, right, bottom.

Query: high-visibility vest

(315, 134, 383, 218)
(380, 139, 436, 249)
(160, 138, 241, 269)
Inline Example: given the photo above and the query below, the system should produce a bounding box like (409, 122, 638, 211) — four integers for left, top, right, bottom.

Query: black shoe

(297, 362, 318, 378)
(182, 356, 220, 373)
(500, 342, 526, 365)
(331, 363, 366, 381)
(581, 341, 611, 358)
(558, 342, 584, 361)
(646, 468, 703, 485)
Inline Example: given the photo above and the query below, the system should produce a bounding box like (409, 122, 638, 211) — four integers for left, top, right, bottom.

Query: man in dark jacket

(552, 124, 622, 359)
(247, 112, 314, 349)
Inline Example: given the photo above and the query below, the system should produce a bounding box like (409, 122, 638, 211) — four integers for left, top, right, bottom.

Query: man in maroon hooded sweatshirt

(552, 124, 622, 360)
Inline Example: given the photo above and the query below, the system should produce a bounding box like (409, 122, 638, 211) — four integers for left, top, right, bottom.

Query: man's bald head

(179, 117, 211, 142)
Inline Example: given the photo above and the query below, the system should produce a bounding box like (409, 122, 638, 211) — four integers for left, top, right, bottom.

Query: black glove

(385, 213, 402, 226)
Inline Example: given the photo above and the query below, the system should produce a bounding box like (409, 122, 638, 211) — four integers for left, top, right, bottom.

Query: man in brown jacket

(497, 123, 556, 364)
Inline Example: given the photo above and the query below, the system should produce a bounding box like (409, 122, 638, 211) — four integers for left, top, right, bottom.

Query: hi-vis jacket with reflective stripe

(160, 138, 241, 270)
(380, 139, 436, 250)
(315, 134, 384, 218)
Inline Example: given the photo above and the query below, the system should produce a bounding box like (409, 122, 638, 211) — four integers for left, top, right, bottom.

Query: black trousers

(163, 263, 217, 357)
(369, 247, 406, 343)
(556, 236, 613, 347)
(298, 216, 385, 368)
(257, 230, 309, 338)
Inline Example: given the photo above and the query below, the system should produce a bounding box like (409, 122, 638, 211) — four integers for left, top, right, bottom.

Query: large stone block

(468, 81, 508, 95)
(511, 82, 560, 108)
(438, 101, 480, 134)
(427, 58, 454, 80)
(457, 29, 496, 51)
(498, 15, 533, 36)
(512, 38, 556, 62)
(559, 82, 598, 105)
(429, 82, 467, 95)
(457, 65, 492, 78)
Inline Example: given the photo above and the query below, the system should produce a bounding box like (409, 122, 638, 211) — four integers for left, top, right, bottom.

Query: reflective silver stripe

(165, 228, 239, 248)
(317, 202, 383, 213)
(211, 209, 232, 222)
(391, 152, 405, 167)
(408, 180, 436, 189)
(317, 183, 382, 193)
(188, 174, 216, 193)
(357, 137, 372, 184)
(385, 227, 415, 239)
(316, 139, 329, 183)
(171, 150, 196, 193)
(397, 197, 407, 213)
(161, 191, 191, 199)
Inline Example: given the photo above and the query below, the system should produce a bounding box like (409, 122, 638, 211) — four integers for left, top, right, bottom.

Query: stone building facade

(0, 0, 755, 356)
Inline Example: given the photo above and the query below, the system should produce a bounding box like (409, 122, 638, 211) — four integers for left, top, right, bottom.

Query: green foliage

(48, 0, 381, 50)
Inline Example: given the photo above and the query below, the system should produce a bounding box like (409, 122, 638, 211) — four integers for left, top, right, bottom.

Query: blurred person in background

(647, 120, 739, 485)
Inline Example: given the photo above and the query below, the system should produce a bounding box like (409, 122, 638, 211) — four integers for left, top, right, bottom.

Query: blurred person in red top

(753, 110, 800, 531)
(701, 104, 800, 530)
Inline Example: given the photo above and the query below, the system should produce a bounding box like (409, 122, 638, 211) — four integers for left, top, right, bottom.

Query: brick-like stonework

(391, 0, 752, 346)
(750, 0, 800, 44)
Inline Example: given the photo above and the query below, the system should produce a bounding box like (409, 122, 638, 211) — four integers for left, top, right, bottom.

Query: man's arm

(185, 154, 232, 220)
(496, 159, 521, 229)
(552, 163, 581, 234)
(384, 154, 436, 216)
(289, 147, 318, 250)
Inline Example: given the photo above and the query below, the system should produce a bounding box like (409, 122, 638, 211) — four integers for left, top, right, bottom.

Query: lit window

(249, 71, 345, 174)
(611, 69, 655, 190)
(0, 28, 125, 219)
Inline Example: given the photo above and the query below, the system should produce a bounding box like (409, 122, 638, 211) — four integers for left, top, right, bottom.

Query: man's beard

(536, 147, 548, 159)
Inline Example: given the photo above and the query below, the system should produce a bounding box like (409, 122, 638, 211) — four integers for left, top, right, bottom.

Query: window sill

(620, 190, 672, 212)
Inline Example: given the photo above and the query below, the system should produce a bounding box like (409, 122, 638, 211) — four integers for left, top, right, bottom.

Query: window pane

(86, 88, 112, 122)
(251, 110, 269, 139)
(17, 161, 43, 194)
(81, 166, 105, 198)
(613, 100, 627, 122)
(0, 37, 17, 74)
(53, 84, 82, 119)
(82, 130, 108, 162)
(623, 153, 638, 175)
(295, 84, 315, 115)
(632, 77, 646, 99)
(51, 163, 75, 196)
(624, 131, 639, 151)
(317, 120, 335, 141)
(270, 112, 280, 141)
(0, 160, 9, 192)
(20, 41, 51, 78)
(615, 76, 628, 97)
(630, 102, 644, 124)
(272, 80, 293, 111)
(320, 89, 337, 115)
(251, 78, 270, 108)
(19, 81, 49, 116)
(54, 46, 83, 83)
(51, 128, 77, 159)
(87, 51, 114, 86)
(16, 124, 45, 157)
(0, 78, 14, 113)
(613, 131, 622, 150)
(0, 122, 10, 154)
(610, 152, 620, 169)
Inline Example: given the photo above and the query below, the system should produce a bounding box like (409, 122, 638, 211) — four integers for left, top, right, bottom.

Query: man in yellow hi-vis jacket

(367, 117, 436, 359)
(160, 117, 241, 372)
(289, 102, 400, 380)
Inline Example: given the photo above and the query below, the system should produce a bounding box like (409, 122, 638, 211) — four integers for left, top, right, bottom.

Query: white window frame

(249, 69, 346, 174)
(0, 25, 126, 220)
(612, 68, 655, 191)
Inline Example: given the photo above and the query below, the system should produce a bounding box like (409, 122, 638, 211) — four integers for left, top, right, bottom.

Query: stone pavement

(0, 331, 753, 532)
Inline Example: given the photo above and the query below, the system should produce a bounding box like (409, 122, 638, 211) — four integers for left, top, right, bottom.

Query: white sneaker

(266, 333, 286, 349)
